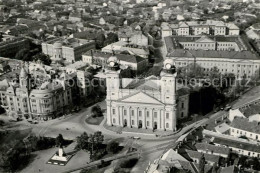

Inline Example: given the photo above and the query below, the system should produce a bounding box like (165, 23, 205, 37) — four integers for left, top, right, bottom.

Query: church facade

(105, 57, 189, 131)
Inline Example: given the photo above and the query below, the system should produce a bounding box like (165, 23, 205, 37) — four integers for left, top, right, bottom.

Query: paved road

(11, 99, 226, 173)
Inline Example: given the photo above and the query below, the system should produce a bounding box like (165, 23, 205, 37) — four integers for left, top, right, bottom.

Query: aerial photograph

(0, 0, 260, 172)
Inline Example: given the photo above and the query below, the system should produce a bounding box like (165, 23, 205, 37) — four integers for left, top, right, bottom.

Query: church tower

(160, 59, 177, 131)
(106, 56, 121, 126)
(20, 66, 29, 89)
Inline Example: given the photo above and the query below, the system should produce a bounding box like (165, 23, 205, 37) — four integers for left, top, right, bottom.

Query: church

(105, 57, 189, 131)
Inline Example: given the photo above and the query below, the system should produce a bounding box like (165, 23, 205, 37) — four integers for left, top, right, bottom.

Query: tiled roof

(185, 149, 220, 163)
(220, 165, 239, 173)
(230, 117, 260, 134)
(195, 143, 230, 155)
(84, 50, 146, 63)
(167, 49, 260, 60)
(213, 136, 260, 153)
(165, 35, 251, 50)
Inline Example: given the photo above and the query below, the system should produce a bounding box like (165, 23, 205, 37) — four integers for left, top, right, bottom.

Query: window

(147, 121, 149, 126)
(181, 102, 184, 109)
(113, 118, 116, 123)
(132, 120, 134, 125)
(124, 110, 127, 116)
(147, 111, 149, 118)
(132, 110, 134, 116)
(154, 112, 157, 118)
(166, 113, 169, 119)
(139, 111, 142, 117)
(166, 123, 169, 128)
(112, 109, 115, 115)
(181, 112, 184, 117)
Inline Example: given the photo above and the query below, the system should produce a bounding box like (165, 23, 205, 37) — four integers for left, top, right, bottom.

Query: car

(225, 105, 231, 111)
(133, 136, 141, 140)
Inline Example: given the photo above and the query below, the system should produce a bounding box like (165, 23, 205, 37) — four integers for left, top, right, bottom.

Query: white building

(105, 58, 189, 131)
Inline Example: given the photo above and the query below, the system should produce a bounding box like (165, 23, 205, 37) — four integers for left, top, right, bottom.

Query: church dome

(162, 59, 176, 74)
(163, 59, 175, 69)
(107, 56, 119, 67)
(53, 41, 63, 48)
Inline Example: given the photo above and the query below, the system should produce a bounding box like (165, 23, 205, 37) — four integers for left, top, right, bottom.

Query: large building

(42, 38, 95, 63)
(105, 57, 189, 131)
(0, 37, 30, 57)
(161, 20, 240, 38)
(230, 117, 260, 142)
(82, 50, 148, 74)
(164, 48, 260, 79)
(165, 35, 250, 51)
(0, 62, 81, 120)
(101, 41, 149, 58)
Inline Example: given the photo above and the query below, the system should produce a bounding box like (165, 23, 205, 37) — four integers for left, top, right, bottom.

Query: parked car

(225, 104, 231, 111)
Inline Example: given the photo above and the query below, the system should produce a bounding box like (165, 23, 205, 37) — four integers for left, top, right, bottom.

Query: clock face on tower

(166, 63, 172, 70)
(110, 61, 115, 67)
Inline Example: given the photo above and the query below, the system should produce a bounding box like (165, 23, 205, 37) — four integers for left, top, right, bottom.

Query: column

(151, 108, 154, 130)
(127, 107, 131, 128)
(143, 108, 146, 129)
(162, 109, 165, 131)
(135, 107, 138, 128)
(121, 106, 124, 127)
(118, 106, 122, 127)
(158, 109, 161, 130)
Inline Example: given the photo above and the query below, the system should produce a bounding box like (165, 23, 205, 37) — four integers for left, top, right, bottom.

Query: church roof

(195, 35, 215, 43)
(117, 91, 164, 105)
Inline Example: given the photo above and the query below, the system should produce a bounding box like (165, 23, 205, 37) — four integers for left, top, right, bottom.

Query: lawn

(85, 116, 104, 125)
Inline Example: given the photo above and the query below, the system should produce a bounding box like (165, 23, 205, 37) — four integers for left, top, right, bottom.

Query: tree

(75, 132, 89, 150)
(106, 141, 120, 154)
(252, 157, 260, 170)
(0, 140, 29, 172)
(15, 48, 30, 61)
(55, 134, 64, 147)
(95, 32, 106, 49)
(199, 154, 205, 173)
(203, 9, 209, 14)
(104, 32, 118, 46)
(33, 53, 52, 65)
(94, 131, 104, 148)
(91, 105, 102, 117)
(89, 134, 95, 155)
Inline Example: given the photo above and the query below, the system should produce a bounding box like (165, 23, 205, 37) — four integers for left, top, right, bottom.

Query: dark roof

(220, 165, 239, 173)
(195, 143, 230, 155)
(213, 136, 260, 153)
(230, 117, 260, 134)
(185, 149, 220, 163)
(165, 35, 250, 49)
(177, 88, 190, 96)
(241, 104, 260, 118)
(167, 49, 260, 60)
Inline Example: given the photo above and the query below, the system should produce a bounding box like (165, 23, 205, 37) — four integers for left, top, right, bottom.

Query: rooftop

(230, 117, 260, 134)
(44, 38, 94, 48)
(167, 49, 260, 60)
(195, 143, 230, 155)
(213, 136, 260, 153)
